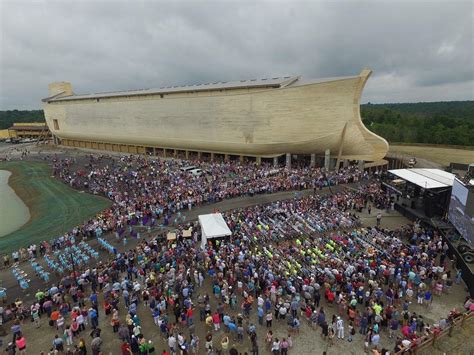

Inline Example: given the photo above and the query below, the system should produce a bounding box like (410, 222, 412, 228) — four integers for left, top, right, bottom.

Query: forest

(361, 101, 474, 146)
(0, 110, 45, 130)
(1, 101, 473, 146)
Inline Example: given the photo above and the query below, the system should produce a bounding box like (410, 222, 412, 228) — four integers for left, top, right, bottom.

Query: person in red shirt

(327, 290, 335, 304)
(121, 341, 132, 355)
(16, 334, 27, 353)
(50, 309, 60, 322)
(212, 312, 221, 331)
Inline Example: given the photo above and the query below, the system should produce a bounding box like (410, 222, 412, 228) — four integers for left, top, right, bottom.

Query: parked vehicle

(180, 165, 197, 172)
(189, 168, 204, 177)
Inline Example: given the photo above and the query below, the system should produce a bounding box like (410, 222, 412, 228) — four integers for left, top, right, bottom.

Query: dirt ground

(389, 145, 474, 168)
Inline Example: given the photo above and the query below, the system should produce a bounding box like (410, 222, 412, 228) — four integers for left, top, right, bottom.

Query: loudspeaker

(424, 193, 437, 217)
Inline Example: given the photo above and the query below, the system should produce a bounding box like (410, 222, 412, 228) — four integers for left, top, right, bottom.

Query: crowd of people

(3, 154, 369, 266)
(0, 153, 470, 355)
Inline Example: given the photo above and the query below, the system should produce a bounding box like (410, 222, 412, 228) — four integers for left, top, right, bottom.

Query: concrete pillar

(197, 151, 201, 160)
(256, 156, 261, 165)
(163, 149, 167, 158)
(185, 150, 189, 159)
(210, 152, 215, 161)
(310, 154, 316, 167)
(286, 153, 291, 169)
(343, 159, 349, 168)
(239, 155, 244, 162)
(153, 147, 156, 156)
(324, 149, 330, 171)
(173, 149, 177, 157)
(358, 160, 365, 170)
(273, 157, 278, 167)
(224, 154, 229, 162)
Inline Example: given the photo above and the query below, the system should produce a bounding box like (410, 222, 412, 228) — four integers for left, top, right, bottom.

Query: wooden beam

(335, 122, 348, 171)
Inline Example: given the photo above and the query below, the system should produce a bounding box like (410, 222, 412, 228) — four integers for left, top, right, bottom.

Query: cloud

(0, 0, 473, 109)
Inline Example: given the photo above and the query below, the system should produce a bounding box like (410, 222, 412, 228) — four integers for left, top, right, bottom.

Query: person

(11, 320, 21, 342)
(32, 307, 40, 328)
(65, 326, 74, 346)
(376, 212, 382, 227)
(336, 316, 344, 339)
(266, 330, 273, 351)
(121, 341, 132, 355)
(266, 311, 273, 327)
(205, 333, 213, 352)
(221, 335, 229, 352)
(371, 331, 380, 348)
(52, 334, 64, 352)
(78, 337, 87, 354)
(15, 334, 26, 354)
(271, 337, 280, 354)
(280, 338, 289, 355)
(328, 327, 335, 347)
(91, 335, 102, 355)
(348, 321, 355, 342)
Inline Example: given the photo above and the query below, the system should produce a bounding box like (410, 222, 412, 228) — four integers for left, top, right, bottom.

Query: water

(0, 170, 30, 237)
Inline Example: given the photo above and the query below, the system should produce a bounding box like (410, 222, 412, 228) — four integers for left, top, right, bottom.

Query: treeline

(0, 110, 45, 130)
(361, 101, 474, 146)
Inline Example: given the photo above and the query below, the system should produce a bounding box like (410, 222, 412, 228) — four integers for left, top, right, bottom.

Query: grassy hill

(0, 161, 111, 252)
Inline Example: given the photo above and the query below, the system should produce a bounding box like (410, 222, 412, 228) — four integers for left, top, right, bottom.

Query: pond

(0, 170, 30, 237)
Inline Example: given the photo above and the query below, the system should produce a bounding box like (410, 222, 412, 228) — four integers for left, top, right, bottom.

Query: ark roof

(44, 74, 358, 102)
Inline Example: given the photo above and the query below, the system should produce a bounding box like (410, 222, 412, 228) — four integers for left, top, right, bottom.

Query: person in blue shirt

(265, 298, 272, 312)
(88, 308, 98, 329)
(90, 293, 98, 306)
(258, 306, 264, 325)
(129, 302, 137, 316)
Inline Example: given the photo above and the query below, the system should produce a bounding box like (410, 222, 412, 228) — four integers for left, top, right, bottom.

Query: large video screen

(448, 178, 474, 243)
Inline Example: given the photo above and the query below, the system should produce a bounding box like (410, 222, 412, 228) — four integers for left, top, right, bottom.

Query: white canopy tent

(388, 169, 455, 189)
(198, 213, 232, 249)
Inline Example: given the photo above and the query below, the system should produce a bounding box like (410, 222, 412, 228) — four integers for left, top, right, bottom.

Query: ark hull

(43, 70, 388, 160)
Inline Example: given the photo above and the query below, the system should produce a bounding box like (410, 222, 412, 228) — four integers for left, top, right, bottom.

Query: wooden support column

(163, 149, 167, 158)
(335, 122, 348, 171)
(197, 151, 201, 160)
(256, 156, 261, 165)
(324, 149, 330, 170)
(286, 153, 291, 169)
(153, 147, 156, 156)
(273, 157, 278, 167)
(185, 150, 189, 159)
(210, 152, 215, 161)
(239, 155, 244, 162)
(310, 154, 316, 167)
(224, 154, 229, 162)
(173, 149, 177, 157)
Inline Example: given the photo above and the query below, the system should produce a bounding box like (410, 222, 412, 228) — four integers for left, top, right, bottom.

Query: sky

(0, 0, 473, 109)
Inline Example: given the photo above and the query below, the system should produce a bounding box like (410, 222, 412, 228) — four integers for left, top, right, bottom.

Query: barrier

(393, 311, 473, 354)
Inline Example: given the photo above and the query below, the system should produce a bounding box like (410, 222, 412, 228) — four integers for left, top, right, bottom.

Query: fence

(394, 310, 473, 354)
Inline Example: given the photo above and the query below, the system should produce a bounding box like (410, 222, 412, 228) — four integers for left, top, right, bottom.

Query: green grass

(0, 161, 111, 252)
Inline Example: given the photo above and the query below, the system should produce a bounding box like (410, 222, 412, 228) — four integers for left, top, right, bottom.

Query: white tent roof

(198, 213, 231, 239)
(388, 169, 456, 189)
